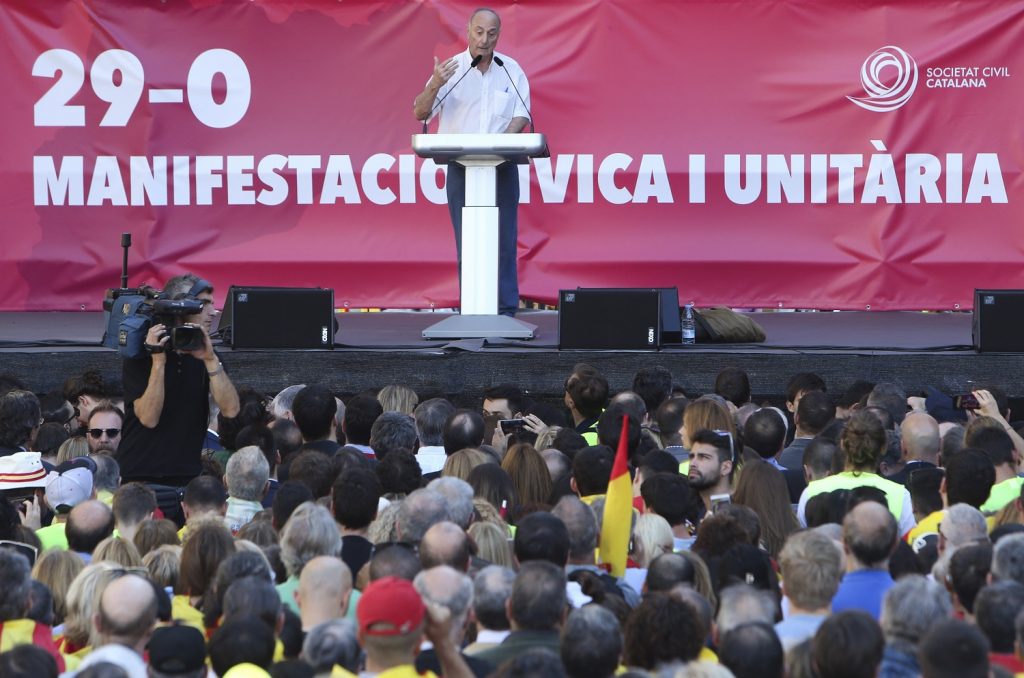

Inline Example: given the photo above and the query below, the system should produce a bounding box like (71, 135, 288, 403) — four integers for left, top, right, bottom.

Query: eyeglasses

(87, 428, 121, 439)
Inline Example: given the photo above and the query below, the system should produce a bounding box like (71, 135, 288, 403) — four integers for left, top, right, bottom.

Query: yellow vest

(803, 471, 905, 520)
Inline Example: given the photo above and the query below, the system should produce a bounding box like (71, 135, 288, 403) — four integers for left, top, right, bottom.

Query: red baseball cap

(357, 576, 425, 636)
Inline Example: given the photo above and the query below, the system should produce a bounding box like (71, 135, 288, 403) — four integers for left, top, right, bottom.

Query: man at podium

(413, 8, 531, 317)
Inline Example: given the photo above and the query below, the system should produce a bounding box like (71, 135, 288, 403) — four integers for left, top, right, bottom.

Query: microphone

(493, 55, 534, 133)
(422, 54, 483, 133)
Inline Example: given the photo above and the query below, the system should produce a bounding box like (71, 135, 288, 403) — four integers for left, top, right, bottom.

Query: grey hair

(335, 397, 346, 432)
(369, 412, 418, 457)
(280, 502, 341, 577)
(942, 503, 988, 550)
(427, 477, 475, 529)
(414, 566, 474, 634)
(271, 385, 305, 419)
(940, 425, 966, 463)
(716, 583, 777, 636)
(561, 605, 622, 678)
(473, 565, 516, 631)
(302, 618, 360, 673)
(993, 533, 1024, 584)
(880, 574, 951, 646)
(414, 398, 456, 446)
(0, 550, 31, 621)
(225, 446, 270, 502)
(397, 489, 451, 543)
(91, 452, 121, 493)
(551, 496, 598, 559)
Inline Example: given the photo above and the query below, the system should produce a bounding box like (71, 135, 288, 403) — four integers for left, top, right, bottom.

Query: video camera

(99, 234, 210, 358)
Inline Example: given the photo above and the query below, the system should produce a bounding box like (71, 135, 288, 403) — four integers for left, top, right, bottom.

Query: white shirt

(65, 644, 147, 678)
(429, 50, 530, 133)
(416, 445, 447, 475)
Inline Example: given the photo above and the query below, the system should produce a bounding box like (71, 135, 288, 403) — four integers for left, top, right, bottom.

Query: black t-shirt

(118, 351, 210, 485)
(341, 534, 374, 580)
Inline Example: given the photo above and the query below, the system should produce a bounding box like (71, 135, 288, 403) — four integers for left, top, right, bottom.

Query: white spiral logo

(847, 46, 918, 112)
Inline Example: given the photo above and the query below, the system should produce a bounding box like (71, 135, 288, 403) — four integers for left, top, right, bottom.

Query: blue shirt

(831, 569, 894, 620)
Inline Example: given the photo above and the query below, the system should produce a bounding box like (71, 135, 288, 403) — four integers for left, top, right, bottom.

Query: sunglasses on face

(88, 428, 121, 439)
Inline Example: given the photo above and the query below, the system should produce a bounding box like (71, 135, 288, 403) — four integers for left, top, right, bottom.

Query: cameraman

(117, 274, 239, 504)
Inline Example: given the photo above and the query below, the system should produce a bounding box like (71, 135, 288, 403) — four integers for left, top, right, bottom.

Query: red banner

(1, 0, 1021, 311)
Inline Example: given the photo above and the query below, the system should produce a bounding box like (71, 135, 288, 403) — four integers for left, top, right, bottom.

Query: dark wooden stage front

(1, 310, 1021, 406)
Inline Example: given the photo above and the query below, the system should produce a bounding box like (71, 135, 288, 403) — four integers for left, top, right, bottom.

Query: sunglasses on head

(87, 428, 121, 439)
(711, 429, 736, 462)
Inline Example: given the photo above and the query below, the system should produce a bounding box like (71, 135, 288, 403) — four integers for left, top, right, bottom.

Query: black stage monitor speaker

(219, 287, 335, 349)
(559, 288, 665, 350)
(974, 289, 1024, 352)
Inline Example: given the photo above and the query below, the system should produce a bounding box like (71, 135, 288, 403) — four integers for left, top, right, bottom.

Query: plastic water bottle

(681, 304, 696, 344)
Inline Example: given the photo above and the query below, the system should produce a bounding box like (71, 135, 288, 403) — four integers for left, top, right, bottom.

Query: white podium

(413, 133, 548, 340)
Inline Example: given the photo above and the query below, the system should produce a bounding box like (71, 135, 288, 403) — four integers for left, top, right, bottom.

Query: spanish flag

(599, 415, 631, 577)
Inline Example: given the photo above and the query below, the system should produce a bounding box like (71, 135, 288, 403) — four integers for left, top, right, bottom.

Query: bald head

(297, 555, 352, 631)
(96, 574, 157, 650)
(469, 7, 501, 28)
(900, 412, 940, 463)
(67, 500, 115, 555)
(413, 566, 474, 644)
(420, 521, 470, 572)
(551, 496, 597, 563)
(842, 501, 898, 569)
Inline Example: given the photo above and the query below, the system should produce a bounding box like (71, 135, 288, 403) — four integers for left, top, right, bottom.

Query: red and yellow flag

(599, 415, 632, 577)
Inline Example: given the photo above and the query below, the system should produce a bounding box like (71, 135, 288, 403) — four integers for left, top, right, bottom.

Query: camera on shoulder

(102, 284, 209, 358)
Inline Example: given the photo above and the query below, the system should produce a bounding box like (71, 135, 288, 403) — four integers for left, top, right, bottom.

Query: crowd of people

(1, 355, 1023, 678)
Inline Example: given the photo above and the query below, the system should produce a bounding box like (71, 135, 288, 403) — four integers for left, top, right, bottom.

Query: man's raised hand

(432, 56, 458, 87)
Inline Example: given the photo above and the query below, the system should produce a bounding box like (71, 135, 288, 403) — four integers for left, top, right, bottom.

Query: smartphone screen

(710, 493, 732, 513)
(954, 394, 980, 410)
(499, 418, 526, 435)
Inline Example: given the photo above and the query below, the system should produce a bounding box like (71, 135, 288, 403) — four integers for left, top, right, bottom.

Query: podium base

(422, 314, 536, 340)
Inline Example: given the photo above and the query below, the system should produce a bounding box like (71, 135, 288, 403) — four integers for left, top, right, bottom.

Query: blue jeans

(446, 161, 520, 316)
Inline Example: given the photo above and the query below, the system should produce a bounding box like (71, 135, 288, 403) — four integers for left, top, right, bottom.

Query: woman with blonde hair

(472, 498, 510, 529)
(442, 448, 490, 481)
(377, 384, 419, 415)
(501, 443, 552, 510)
(468, 521, 514, 568)
(534, 426, 563, 453)
(678, 549, 718, 612)
(60, 562, 125, 655)
(92, 536, 143, 568)
(55, 435, 89, 465)
(623, 513, 675, 594)
(143, 544, 182, 593)
(32, 549, 84, 627)
(630, 513, 674, 568)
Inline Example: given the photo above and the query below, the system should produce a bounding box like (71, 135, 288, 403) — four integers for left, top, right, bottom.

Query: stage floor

(0, 310, 1018, 406)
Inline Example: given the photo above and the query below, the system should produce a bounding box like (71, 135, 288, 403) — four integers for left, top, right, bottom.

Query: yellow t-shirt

(171, 595, 205, 632)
